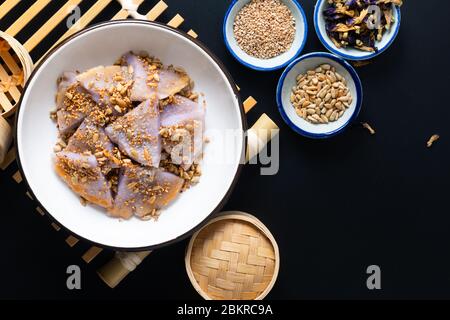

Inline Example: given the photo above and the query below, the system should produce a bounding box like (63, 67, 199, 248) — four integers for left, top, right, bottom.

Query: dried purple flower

(345, 0, 358, 9)
(323, 7, 337, 16)
(347, 32, 357, 45)
(322, 0, 402, 52)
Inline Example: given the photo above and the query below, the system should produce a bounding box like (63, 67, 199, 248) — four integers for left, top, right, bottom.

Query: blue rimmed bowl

(223, 0, 308, 71)
(276, 52, 363, 139)
(314, 0, 401, 61)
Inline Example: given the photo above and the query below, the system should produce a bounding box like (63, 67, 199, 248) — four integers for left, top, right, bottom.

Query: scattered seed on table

(362, 122, 376, 135)
(427, 134, 440, 148)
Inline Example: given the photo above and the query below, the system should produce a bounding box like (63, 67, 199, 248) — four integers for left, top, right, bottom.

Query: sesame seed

(233, 0, 296, 59)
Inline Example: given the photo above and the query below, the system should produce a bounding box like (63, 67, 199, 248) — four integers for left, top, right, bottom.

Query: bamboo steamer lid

(0, 31, 34, 118)
(185, 211, 280, 300)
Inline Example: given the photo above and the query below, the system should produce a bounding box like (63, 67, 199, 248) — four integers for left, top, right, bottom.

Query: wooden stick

(65, 235, 79, 247)
(97, 251, 151, 288)
(246, 113, 279, 163)
(12, 170, 22, 183)
(51, 222, 61, 231)
(36, 206, 45, 216)
(0, 0, 20, 20)
(82, 246, 103, 263)
(243, 96, 257, 113)
(146, 0, 168, 21)
(0, 116, 12, 164)
(167, 14, 184, 28)
(187, 29, 198, 39)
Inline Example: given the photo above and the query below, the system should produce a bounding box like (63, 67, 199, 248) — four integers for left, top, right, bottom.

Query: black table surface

(1, 0, 449, 300)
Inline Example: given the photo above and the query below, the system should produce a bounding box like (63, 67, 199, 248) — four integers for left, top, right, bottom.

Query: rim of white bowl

(223, 0, 309, 71)
(314, 0, 402, 61)
(276, 52, 363, 139)
(14, 20, 247, 251)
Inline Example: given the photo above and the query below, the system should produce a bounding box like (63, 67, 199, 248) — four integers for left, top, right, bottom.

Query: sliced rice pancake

(66, 119, 121, 173)
(56, 72, 95, 135)
(55, 151, 113, 209)
(109, 164, 184, 219)
(76, 65, 133, 115)
(106, 98, 162, 168)
(160, 95, 205, 169)
(123, 52, 191, 101)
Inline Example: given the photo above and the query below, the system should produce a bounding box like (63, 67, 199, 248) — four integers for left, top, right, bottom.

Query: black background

(0, 0, 449, 300)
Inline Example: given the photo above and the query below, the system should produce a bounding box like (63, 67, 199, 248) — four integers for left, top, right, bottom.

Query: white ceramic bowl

(223, 0, 308, 71)
(276, 52, 363, 138)
(16, 21, 246, 250)
(314, 0, 401, 60)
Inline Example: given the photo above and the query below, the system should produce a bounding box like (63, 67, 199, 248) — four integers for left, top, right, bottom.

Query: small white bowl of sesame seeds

(223, 0, 308, 71)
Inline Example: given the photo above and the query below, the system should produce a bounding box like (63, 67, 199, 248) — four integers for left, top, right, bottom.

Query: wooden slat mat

(0, 0, 271, 286)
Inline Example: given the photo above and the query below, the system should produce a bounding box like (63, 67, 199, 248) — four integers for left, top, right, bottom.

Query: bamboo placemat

(0, 0, 275, 288)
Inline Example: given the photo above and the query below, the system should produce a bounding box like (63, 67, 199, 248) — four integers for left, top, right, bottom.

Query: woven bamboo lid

(0, 31, 34, 118)
(185, 211, 280, 300)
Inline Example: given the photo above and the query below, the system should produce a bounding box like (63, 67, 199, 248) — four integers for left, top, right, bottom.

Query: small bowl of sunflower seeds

(314, 0, 402, 61)
(223, 0, 308, 71)
(276, 52, 363, 138)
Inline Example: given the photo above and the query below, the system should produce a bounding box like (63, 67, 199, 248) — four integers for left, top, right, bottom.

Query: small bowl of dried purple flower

(314, 0, 402, 61)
